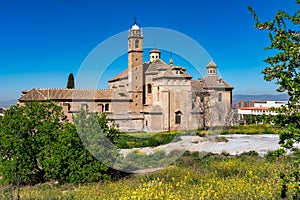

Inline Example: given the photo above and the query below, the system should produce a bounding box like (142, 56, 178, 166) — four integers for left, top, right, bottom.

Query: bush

(221, 124, 283, 135)
(115, 132, 181, 149)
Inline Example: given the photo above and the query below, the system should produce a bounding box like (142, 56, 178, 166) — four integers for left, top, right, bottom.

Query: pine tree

(67, 73, 75, 89)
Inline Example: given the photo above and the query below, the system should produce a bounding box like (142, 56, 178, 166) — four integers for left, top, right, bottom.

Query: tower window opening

(147, 84, 152, 93)
(136, 58, 138, 61)
(135, 39, 139, 48)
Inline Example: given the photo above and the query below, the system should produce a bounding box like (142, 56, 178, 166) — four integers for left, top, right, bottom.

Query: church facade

(18, 22, 234, 132)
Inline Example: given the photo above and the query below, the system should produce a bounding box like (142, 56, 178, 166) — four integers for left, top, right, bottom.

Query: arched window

(175, 111, 182, 124)
(135, 39, 139, 48)
(147, 84, 152, 93)
(105, 103, 109, 112)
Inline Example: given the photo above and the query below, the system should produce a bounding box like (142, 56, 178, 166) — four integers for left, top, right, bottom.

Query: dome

(150, 48, 161, 53)
(131, 23, 140, 30)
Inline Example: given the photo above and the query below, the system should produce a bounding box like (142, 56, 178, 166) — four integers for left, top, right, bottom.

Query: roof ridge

(33, 88, 109, 91)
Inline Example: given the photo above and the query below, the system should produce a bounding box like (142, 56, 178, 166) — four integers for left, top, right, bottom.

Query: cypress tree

(67, 73, 75, 89)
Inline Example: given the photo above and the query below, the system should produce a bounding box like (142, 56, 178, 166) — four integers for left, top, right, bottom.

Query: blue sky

(0, 0, 298, 102)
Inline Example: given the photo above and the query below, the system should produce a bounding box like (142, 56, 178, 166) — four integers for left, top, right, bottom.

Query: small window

(105, 104, 109, 112)
(175, 111, 182, 124)
(218, 93, 222, 102)
(136, 58, 138, 61)
(147, 84, 152, 93)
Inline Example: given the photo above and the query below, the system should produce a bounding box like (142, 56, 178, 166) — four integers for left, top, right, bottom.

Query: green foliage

(243, 114, 276, 124)
(66, 73, 75, 89)
(18, 153, 299, 199)
(73, 108, 120, 178)
(221, 124, 282, 135)
(41, 122, 110, 184)
(0, 102, 121, 191)
(249, 0, 300, 196)
(0, 102, 64, 185)
(115, 131, 181, 149)
(119, 149, 184, 171)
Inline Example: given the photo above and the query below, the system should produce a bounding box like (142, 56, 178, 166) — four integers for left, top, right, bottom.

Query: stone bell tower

(128, 18, 143, 92)
(128, 18, 144, 112)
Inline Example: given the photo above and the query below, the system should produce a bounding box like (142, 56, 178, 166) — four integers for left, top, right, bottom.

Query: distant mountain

(233, 94, 289, 103)
(0, 99, 17, 108)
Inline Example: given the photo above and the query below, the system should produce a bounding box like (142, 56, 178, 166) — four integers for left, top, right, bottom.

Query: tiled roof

(19, 88, 112, 101)
(108, 69, 128, 82)
(146, 59, 192, 79)
(207, 61, 217, 68)
(146, 59, 169, 73)
(239, 107, 269, 111)
(201, 75, 234, 90)
(191, 80, 207, 93)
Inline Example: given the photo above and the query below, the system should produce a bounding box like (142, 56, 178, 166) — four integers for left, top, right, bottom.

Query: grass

(220, 124, 283, 135)
(115, 131, 188, 149)
(14, 151, 298, 200)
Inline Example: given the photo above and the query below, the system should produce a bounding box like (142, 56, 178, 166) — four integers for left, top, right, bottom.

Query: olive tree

(0, 102, 122, 199)
(0, 102, 65, 199)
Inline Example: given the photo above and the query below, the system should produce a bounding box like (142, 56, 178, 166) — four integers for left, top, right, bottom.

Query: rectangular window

(105, 104, 109, 111)
(218, 93, 222, 102)
(175, 115, 181, 124)
(147, 84, 152, 93)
